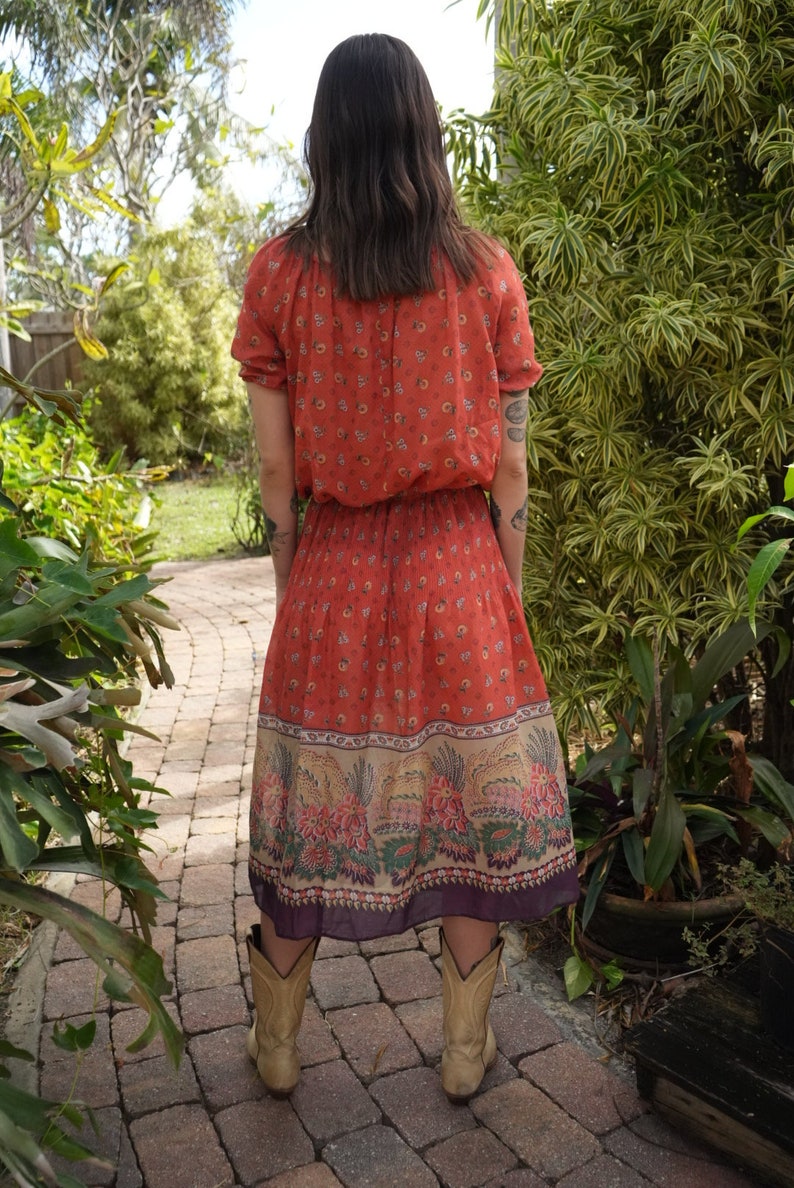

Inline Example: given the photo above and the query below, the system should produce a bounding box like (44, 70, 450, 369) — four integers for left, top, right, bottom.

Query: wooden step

(623, 967, 794, 1187)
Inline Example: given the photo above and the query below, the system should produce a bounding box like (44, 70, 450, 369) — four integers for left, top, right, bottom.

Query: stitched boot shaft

(245, 925, 318, 1096)
(440, 929, 503, 1102)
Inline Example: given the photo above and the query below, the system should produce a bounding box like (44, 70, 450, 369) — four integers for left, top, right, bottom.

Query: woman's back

(233, 236, 541, 505)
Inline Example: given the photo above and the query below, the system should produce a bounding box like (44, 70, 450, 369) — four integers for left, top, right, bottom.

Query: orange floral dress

(232, 234, 578, 939)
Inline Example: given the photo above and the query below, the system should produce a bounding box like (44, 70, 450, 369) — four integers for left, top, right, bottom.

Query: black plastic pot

(582, 890, 744, 970)
(760, 924, 794, 1051)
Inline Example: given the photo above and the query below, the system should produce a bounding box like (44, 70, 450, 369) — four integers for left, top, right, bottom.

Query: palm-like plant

(448, 0, 794, 774)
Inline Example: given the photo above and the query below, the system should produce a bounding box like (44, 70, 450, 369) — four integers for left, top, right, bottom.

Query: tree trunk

(760, 621, 794, 782)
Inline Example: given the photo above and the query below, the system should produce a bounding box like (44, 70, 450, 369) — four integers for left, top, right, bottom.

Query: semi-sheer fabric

(232, 235, 579, 939)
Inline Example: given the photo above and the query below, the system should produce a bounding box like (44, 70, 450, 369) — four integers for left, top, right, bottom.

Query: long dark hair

(286, 33, 487, 301)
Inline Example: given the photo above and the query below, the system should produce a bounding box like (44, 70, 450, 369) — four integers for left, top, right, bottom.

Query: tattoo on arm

(263, 509, 289, 557)
(507, 426, 526, 442)
(289, 489, 299, 514)
(504, 398, 528, 425)
(490, 497, 502, 531)
(510, 497, 528, 531)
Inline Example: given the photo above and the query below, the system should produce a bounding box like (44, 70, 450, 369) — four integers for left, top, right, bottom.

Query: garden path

(37, 556, 756, 1187)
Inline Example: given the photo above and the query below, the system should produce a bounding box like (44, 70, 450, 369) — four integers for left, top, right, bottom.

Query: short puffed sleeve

(491, 251, 543, 392)
(231, 239, 288, 389)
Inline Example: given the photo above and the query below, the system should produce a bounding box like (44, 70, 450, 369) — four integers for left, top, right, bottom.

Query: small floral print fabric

(232, 235, 543, 505)
(232, 237, 579, 940)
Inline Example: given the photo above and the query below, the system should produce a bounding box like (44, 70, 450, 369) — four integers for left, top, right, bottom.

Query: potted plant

(568, 621, 794, 979)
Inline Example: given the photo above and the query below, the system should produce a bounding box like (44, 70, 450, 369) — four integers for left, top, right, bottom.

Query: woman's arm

(489, 389, 529, 592)
(246, 382, 298, 608)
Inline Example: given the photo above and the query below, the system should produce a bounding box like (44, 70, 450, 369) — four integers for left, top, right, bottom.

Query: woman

(231, 33, 579, 1103)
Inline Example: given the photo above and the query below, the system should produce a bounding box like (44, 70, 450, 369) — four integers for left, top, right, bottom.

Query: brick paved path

(38, 557, 756, 1187)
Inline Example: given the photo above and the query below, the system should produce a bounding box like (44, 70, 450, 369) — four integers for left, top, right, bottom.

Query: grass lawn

(149, 473, 258, 562)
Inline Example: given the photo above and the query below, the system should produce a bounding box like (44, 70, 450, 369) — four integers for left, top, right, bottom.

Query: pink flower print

(530, 764, 567, 819)
(257, 772, 288, 829)
(297, 803, 339, 844)
(424, 774, 468, 835)
(331, 792, 371, 854)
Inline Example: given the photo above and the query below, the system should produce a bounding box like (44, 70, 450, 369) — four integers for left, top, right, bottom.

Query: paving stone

(198, 762, 243, 786)
(111, 1002, 181, 1065)
(359, 930, 419, 956)
(327, 1002, 422, 1081)
(43, 959, 109, 1020)
(235, 861, 252, 894)
(129, 1103, 234, 1188)
(235, 895, 256, 941)
(190, 814, 238, 835)
(177, 902, 234, 940)
(371, 1065, 476, 1149)
(184, 831, 236, 865)
(369, 949, 442, 1005)
(556, 1154, 654, 1186)
(118, 1052, 201, 1117)
(157, 769, 201, 796)
(196, 778, 242, 799)
(48, 1105, 130, 1188)
(189, 1026, 265, 1111)
(39, 1013, 118, 1110)
(519, 1042, 645, 1134)
(290, 1060, 380, 1145)
(471, 1079, 600, 1180)
(395, 995, 444, 1063)
(301, 1000, 343, 1066)
(479, 1052, 519, 1093)
(150, 793, 194, 816)
(310, 955, 379, 1010)
(316, 936, 361, 958)
(52, 927, 85, 963)
(193, 796, 240, 818)
(163, 740, 205, 762)
(180, 863, 234, 906)
(323, 1124, 438, 1188)
(418, 925, 441, 958)
(425, 1127, 519, 1187)
(262, 1164, 344, 1188)
(171, 717, 212, 741)
(605, 1120, 755, 1186)
(176, 934, 239, 991)
(215, 1098, 314, 1186)
(180, 984, 249, 1034)
(489, 993, 562, 1061)
(70, 881, 123, 921)
(484, 1172, 547, 1188)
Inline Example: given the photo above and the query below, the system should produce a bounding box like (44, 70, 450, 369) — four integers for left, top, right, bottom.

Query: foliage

(0, 0, 242, 223)
(0, 403, 165, 563)
(685, 857, 794, 972)
(738, 463, 794, 634)
(1, 60, 182, 1188)
(83, 213, 246, 466)
(448, 0, 794, 774)
(572, 624, 794, 928)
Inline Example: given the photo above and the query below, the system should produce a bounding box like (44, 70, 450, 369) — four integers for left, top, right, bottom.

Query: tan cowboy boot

(440, 928, 503, 1102)
(245, 925, 318, 1096)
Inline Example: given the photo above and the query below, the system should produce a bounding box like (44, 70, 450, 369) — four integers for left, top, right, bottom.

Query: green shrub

(0, 404, 162, 563)
(84, 221, 245, 467)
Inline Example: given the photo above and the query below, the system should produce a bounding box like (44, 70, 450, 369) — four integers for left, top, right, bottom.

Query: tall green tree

(449, 0, 794, 773)
(0, 0, 244, 220)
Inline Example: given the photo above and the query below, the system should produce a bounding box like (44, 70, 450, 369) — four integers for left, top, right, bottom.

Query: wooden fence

(8, 312, 84, 392)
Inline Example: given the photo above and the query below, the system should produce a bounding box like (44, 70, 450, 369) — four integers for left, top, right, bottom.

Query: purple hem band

(249, 865, 580, 941)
